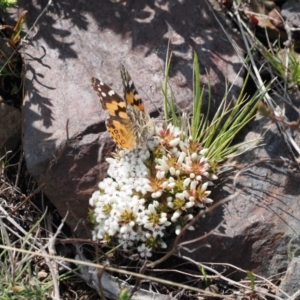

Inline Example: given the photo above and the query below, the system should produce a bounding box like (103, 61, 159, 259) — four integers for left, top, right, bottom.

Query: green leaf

(246, 270, 255, 289)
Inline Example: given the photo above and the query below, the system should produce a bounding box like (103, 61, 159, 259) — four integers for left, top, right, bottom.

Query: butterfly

(91, 64, 155, 150)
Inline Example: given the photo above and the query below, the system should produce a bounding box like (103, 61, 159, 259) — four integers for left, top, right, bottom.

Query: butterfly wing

(105, 117, 136, 150)
(120, 65, 155, 146)
(91, 77, 136, 149)
(120, 64, 146, 113)
(91, 77, 126, 116)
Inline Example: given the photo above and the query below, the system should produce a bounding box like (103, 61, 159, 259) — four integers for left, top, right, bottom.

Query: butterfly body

(91, 64, 155, 150)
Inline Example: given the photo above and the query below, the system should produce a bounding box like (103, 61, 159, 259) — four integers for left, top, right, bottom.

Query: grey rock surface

(182, 115, 300, 281)
(0, 100, 22, 157)
(2, 0, 300, 291)
(278, 257, 300, 299)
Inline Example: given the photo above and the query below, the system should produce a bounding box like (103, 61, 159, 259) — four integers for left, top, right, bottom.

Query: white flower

(168, 177, 175, 183)
(99, 177, 118, 193)
(167, 197, 174, 208)
(200, 148, 208, 155)
(211, 174, 218, 180)
(196, 175, 202, 181)
(175, 192, 184, 200)
(169, 167, 176, 175)
(185, 201, 194, 208)
(179, 141, 188, 152)
(147, 137, 160, 149)
(183, 178, 191, 187)
(167, 181, 176, 189)
(177, 152, 186, 164)
(137, 243, 152, 257)
(156, 171, 165, 179)
(191, 152, 198, 160)
(151, 191, 162, 198)
(89, 191, 100, 206)
(151, 224, 165, 237)
(170, 147, 179, 156)
(190, 180, 198, 190)
(161, 181, 169, 189)
(169, 137, 181, 147)
(135, 227, 147, 242)
(160, 241, 167, 249)
(159, 213, 171, 226)
(185, 214, 193, 221)
(205, 198, 213, 204)
(90, 123, 217, 257)
(171, 210, 182, 222)
(175, 225, 181, 235)
(120, 222, 135, 234)
(156, 157, 169, 172)
(201, 182, 209, 191)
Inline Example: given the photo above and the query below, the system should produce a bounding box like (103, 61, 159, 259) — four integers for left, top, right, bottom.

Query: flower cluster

(89, 124, 217, 257)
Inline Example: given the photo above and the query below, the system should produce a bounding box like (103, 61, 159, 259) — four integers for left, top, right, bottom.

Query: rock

(281, 0, 300, 49)
(4, 0, 300, 289)
(15, 0, 243, 238)
(181, 114, 300, 280)
(0, 35, 22, 158)
(0, 99, 22, 157)
(277, 257, 300, 298)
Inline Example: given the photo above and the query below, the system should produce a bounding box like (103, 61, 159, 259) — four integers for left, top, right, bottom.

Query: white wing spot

(108, 90, 115, 96)
(101, 92, 106, 97)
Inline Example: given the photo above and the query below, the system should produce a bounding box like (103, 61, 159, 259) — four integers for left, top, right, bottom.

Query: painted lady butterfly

(91, 64, 155, 150)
